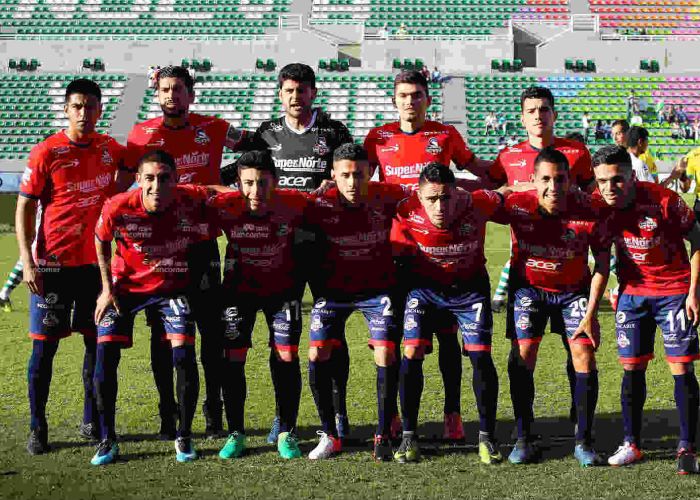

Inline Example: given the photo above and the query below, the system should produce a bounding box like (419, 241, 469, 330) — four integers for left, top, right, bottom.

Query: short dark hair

(563, 131, 586, 144)
(520, 86, 555, 111)
(394, 70, 429, 96)
(626, 126, 649, 148)
(419, 162, 455, 186)
(591, 145, 632, 171)
(333, 142, 368, 164)
(278, 63, 316, 89)
(156, 65, 195, 93)
(237, 150, 276, 177)
(611, 119, 629, 132)
(534, 146, 569, 172)
(137, 150, 177, 172)
(65, 78, 102, 103)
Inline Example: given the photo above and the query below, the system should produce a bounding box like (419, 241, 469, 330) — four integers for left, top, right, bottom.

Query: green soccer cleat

(219, 432, 247, 459)
(479, 438, 503, 465)
(394, 433, 421, 463)
(277, 431, 302, 460)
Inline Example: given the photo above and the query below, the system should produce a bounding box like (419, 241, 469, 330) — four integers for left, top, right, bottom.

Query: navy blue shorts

(29, 265, 100, 341)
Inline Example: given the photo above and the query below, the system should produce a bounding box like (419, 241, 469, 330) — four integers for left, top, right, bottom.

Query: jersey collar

(285, 110, 318, 135)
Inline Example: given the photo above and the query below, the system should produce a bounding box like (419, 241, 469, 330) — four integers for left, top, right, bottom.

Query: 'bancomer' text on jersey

(603, 182, 695, 296)
(306, 183, 408, 298)
(20, 131, 124, 267)
(95, 185, 212, 295)
(126, 113, 229, 185)
(391, 190, 502, 287)
(245, 109, 353, 191)
(488, 138, 594, 188)
(364, 121, 475, 191)
(496, 191, 611, 293)
(208, 190, 310, 297)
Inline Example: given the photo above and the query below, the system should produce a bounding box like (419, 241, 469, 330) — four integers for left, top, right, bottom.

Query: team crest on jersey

(277, 223, 289, 237)
(313, 137, 330, 156)
(52, 146, 70, 155)
(101, 148, 113, 165)
(407, 298, 419, 309)
(425, 137, 442, 155)
(99, 311, 117, 328)
(616, 311, 627, 325)
(617, 331, 630, 348)
(270, 122, 284, 132)
(562, 228, 577, 241)
(638, 216, 658, 232)
(194, 128, 210, 145)
(458, 223, 474, 236)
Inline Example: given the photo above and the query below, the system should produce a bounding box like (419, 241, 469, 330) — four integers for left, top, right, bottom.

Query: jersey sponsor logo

(278, 176, 313, 188)
(520, 296, 533, 307)
(277, 223, 289, 237)
(76, 195, 103, 208)
(384, 162, 430, 178)
(638, 216, 658, 231)
(176, 152, 210, 169)
(409, 213, 425, 224)
(617, 331, 630, 348)
(314, 299, 327, 309)
(273, 157, 326, 172)
(417, 241, 477, 256)
(66, 173, 112, 193)
(51, 146, 70, 155)
(615, 311, 627, 324)
(625, 249, 648, 262)
(142, 127, 159, 134)
(310, 315, 322, 331)
(380, 144, 399, 153)
(622, 235, 660, 249)
(377, 130, 394, 139)
(516, 313, 531, 330)
(461, 322, 478, 330)
(525, 259, 562, 271)
(404, 314, 418, 331)
(407, 298, 419, 309)
(194, 128, 210, 145)
(425, 137, 442, 155)
(312, 137, 330, 156)
(223, 306, 239, 321)
(268, 144, 283, 152)
(42, 311, 60, 327)
(147, 139, 165, 147)
(508, 159, 527, 168)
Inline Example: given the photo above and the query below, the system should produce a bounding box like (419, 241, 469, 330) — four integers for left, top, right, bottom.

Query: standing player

(208, 151, 309, 460)
(304, 143, 407, 461)
(364, 69, 489, 440)
(494, 147, 611, 466)
(126, 65, 247, 439)
(592, 145, 700, 475)
(91, 151, 210, 465)
(17, 79, 125, 454)
(390, 163, 503, 464)
(223, 63, 356, 443)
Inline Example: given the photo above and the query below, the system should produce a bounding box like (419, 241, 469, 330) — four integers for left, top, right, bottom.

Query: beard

(160, 104, 186, 118)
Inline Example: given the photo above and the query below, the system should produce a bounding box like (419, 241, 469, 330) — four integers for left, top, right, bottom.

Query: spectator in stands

(627, 126, 654, 182)
(498, 111, 508, 135)
(665, 104, 676, 124)
(420, 65, 431, 82)
(507, 134, 518, 147)
(594, 120, 605, 141)
(655, 98, 666, 124)
(396, 23, 408, 37)
(497, 136, 507, 151)
(611, 119, 629, 147)
(484, 111, 498, 135)
(630, 113, 643, 126)
(379, 23, 391, 39)
(677, 105, 690, 138)
(693, 116, 700, 141)
(672, 120, 682, 140)
(603, 120, 612, 140)
(627, 89, 639, 117)
(638, 95, 649, 116)
(147, 66, 156, 89)
(581, 112, 590, 142)
(431, 66, 441, 83)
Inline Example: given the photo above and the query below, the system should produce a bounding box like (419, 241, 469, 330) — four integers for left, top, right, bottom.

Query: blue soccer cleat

(175, 437, 198, 463)
(267, 416, 281, 444)
(574, 444, 603, 467)
(508, 439, 539, 464)
(91, 440, 119, 466)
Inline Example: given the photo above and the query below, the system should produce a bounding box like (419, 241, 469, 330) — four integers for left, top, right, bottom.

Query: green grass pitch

(0, 223, 697, 499)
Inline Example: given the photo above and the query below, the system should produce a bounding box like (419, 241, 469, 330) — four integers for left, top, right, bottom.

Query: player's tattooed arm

(95, 237, 121, 323)
(16, 196, 42, 296)
(571, 247, 611, 350)
(685, 222, 700, 326)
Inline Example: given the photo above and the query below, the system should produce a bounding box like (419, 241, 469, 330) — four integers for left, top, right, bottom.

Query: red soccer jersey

(95, 185, 212, 295)
(391, 190, 503, 287)
(306, 183, 408, 298)
(602, 182, 695, 296)
(488, 138, 593, 188)
(208, 189, 311, 297)
(495, 190, 611, 293)
(126, 113, 229, 185)
(20, 131, 124, 267)
(364, 121, 475, 191)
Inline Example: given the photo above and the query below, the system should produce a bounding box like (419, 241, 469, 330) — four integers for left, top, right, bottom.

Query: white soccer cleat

(608, 442, 643, 466)
(308, 431, 341, 460)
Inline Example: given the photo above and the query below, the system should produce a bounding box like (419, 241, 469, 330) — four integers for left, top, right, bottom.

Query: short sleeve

(486, 152, 508, 186)
(448, 126, 475, 167)
(572, 148, 594, 189)
(20, 143, 49, 199)
(666, 190, 696, 236)
(95, 200, 115, 242)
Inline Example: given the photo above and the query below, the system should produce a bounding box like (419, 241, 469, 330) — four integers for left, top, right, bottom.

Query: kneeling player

(497, 147, 611, 467)
(91, 151, 210, 465)
(209, 151, 308, 460)
(305, 143, 407, 461)
(593, 145, 700, 475)
(391, 162, 502, 464)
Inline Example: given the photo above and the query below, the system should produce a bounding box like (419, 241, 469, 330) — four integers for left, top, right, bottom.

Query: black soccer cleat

(27, 428, 49, 455)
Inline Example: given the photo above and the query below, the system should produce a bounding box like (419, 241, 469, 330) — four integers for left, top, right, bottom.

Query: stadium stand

(0, 73, 127, 159)
(590, 0, 700, 36)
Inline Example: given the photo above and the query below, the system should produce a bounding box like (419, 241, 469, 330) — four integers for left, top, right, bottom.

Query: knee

(510, 344, 537, 371)
(373, 346, 397, 367)
(404, 345, 425, 360)
(308, 346, 332, 363)
(623, 362, 648, 372)
(668, 361, 693, 376)
(275, 349, 298, 363)
(571, 345, 596, 372)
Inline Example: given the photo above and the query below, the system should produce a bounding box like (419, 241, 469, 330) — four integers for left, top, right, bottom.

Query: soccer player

(222, 63, 356, 443)
(0, 258, 23, 312)
(208, 150, 309, 460)
(304, 143, 407, 461)
(17, 78, 125, 454)
(611, 119, 629, 148)
(390, 162, 503, 464)
(364, 69, 490, 440)
(592, 145, 700, 475)
(496, 147, 611, 466)
(91, 150, 210, 465)
(126, 65, 247, 439)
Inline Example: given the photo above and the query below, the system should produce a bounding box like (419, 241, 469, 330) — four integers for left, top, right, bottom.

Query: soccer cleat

(608, 442, 643, 467)
(26, 428, 49, 455)
(79, 422, 100, 441)
(90, 439, 119, 466)
(394, 433, 421, 463)
(390, 413, 403, 441)
(478, 438, 503, 464)
(267, 416, 281, 444)
(0, 297, 12, 313)
(574, 444, 603, 467)
(277, 431, 302, 460)
(175, 437, 198, 463)
(372, 435, 393, 462)
(443, 412, 465, 441)
(491, 298, 506, 314)
(508, 439, 539, 464)
(676, 448, 699, 475)
(308, 431, 341, 460)
(219, 432, 247, 459)
(335, 414, 350, 440)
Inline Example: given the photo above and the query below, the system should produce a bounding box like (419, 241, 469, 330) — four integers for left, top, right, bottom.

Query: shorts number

(667, 309, 687, 332)
(381, 296, 393, 317)
(472, 303, 483, 322)
(169, 297, 191, 316)
(570, 298, 588, 318)
(285, 300, 301, 322)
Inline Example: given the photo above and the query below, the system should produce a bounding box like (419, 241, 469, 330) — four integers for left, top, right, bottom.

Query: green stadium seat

(255, 58, 264, 70)
(339, 59, 349, 71)
(392, 58, 402, 70)
(491, 59, 500, 71)
(265, 58, 276, 72)
(565, 59, 574, 71)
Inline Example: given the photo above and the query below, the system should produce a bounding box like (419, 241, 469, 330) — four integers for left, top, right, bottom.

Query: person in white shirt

(581, 112, 590, 142)
(627, 126, 654, 182)
(484, 111, 497, 134)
